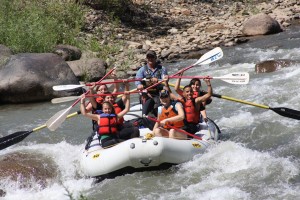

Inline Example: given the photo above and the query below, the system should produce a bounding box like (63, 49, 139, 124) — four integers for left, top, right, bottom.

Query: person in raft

(170, 77, 212, 134)
(174, 72, 212, 122)
(135, 50, 168, 117)
(152, 89, 186, 139)
(80, 91, 130, 148)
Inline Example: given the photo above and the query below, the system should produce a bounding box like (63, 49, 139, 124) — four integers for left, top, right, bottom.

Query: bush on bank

(0, 0, 85, 53)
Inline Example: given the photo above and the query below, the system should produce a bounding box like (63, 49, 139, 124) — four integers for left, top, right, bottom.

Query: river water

(1, 25, 300, 200)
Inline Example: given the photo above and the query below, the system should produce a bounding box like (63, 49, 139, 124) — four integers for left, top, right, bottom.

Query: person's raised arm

(80, 95, 99, 121)
(117, 91, 130, 119)
(163, 75, 177, 100)
(86, 83, 98, 109)
(121, 80, 130, 102)
(195, 78, 212, 104)
(175, 72, 184, 97)
(111, 70, 119, 93)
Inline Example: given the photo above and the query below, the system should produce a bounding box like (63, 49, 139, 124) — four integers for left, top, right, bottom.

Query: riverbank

(82, 0, 299, 75)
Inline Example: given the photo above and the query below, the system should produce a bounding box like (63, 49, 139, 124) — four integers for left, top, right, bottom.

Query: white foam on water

(172, 141, 300, 200)
(0, 142, 94, 200)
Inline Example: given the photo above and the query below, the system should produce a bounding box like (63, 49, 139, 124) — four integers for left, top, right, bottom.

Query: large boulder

(0, 53, 81, 104)
(67, 57, 107, 82)
(242, 13, 283, 36)
(0, 151, 59, 189)
(255, 59, 300, 73)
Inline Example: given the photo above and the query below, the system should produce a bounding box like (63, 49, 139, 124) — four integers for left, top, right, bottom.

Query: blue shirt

(135, 64, 168, 86)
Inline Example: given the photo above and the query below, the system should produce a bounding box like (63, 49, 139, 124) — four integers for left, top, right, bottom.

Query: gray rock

(255, 59, 299, 73)
(242, 13, 283, 36)
(0, 53, 80, 103)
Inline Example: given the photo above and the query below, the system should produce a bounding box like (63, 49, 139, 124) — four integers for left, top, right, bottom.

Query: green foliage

(0, 0, 85, 53)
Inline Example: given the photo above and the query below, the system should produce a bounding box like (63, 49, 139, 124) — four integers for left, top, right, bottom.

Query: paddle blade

(271, 107, 300, 120)
(53, 84, 85, 91)
(51, 96, 80, 104)
(46, 107, 72, 131)
(194, 47, 223, 65)
(0, 131, 32, 150)
(217, 72, 250, 84)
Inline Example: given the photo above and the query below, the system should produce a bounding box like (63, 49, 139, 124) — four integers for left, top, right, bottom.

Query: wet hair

(97, 84, 108, 91)
(102, 101, 115, 114)
(189, 78, 201, 87)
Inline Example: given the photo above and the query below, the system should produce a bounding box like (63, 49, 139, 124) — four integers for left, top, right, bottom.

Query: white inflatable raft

(79, 113, 221, 179)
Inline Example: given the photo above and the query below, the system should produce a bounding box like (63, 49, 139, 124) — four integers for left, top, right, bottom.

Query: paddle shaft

(0, 111, 81, 150)
(211, 93, 300, 120)
(71, 67, 117, 106)
(171, 75, 246, 80)
(86, 78, 142, 86)
(147, 116, 203, 140)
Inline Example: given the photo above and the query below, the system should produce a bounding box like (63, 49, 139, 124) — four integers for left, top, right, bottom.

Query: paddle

(211, 93, 300, 120)
(146, 116, 203, 140)
(51, 96, 81, 104)
(171, 72, 250, 85)
(140, 47, 224, 92)
(0, 111, 80, 150)
(46, 66, 117, 131)
(53, 78, 143, 91)
(168, 82, 300, 120)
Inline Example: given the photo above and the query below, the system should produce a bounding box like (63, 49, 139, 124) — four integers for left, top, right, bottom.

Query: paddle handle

(86, 91, 140, 97)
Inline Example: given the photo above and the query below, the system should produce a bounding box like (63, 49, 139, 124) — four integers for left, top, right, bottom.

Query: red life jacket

(178, 98, 199, 124)
(113, 103, 124, 125)
(98, 113, 118, 135)
(96, 97, 104, 104)
(158, 101, 184, 129)
(193, 91, 200, 98)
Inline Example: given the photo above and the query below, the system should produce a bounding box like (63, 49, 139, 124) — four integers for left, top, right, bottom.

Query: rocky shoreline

(84, 0, 299, 75)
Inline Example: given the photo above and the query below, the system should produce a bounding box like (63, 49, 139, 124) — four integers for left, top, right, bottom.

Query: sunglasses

(147, 55, 156, 59)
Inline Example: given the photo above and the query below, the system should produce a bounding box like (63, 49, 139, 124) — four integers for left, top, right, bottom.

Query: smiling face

(146, 55, 157, 68)
(104, 95, 115, 104)
(183, 86, 193, 100)
(190, 79, 201, 92)
(102, 102, 113, 114)
(97, 85, 108, 94)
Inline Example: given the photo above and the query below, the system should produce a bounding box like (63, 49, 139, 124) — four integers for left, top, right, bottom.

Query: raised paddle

(146, 116, 203, 140)
(168, 82, 300, 120)
(53, 78, 143, 91)
(140, 47, 224, 91)
(0, 111, 80, 150)
(46, 66, 117, 131)
(171, 72, 250, 85)
(51, 87, 140, 104)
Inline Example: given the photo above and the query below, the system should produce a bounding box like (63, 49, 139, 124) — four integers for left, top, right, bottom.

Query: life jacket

(158, 101, 184, 129)
(178, 98, 199, 124)
(192, 91, 200, 98)
(96, 97, 104, 104)
(142, 64, 164, 95)
(98, 112, 118, 135)
(113, 103, 124, 125)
